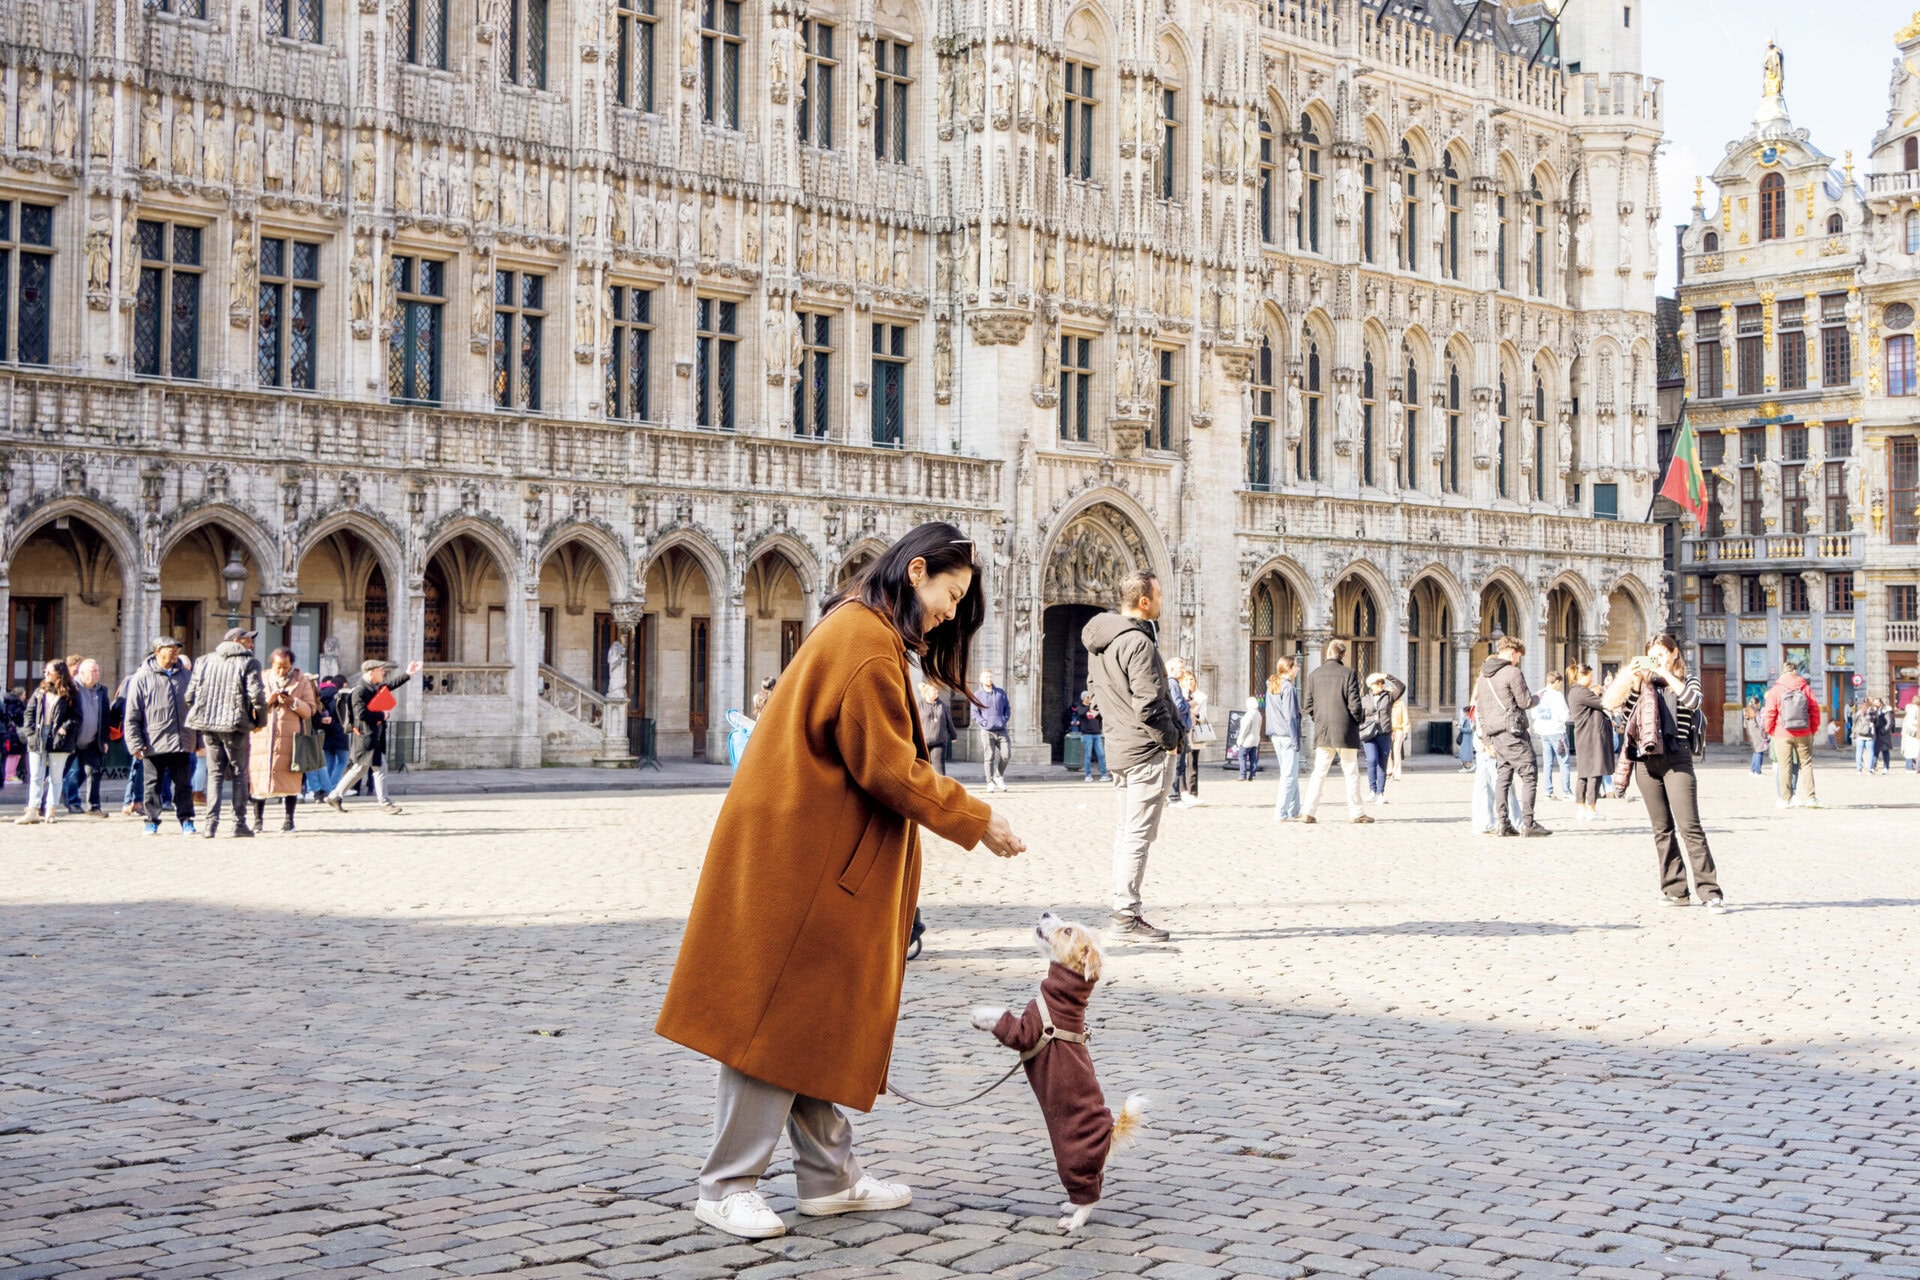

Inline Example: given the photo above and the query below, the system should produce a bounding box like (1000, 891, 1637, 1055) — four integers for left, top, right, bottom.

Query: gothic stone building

(0, 0, 1662, 767)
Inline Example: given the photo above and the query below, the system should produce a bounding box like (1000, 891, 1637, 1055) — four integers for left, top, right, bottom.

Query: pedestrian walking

(1473, 635, 1550, 837)
(977, 670, 1011, 792)
(1235, 695, 1264, 780)
(1078, 692, 1109, 782)
(654, 522, 1025, 1241)
(1603, 634, 1725, 912)
(1084, 569, 1184, 941)
(919, 681, 955, 775)
(61, 658, 111, 817)
(1176, 668, 1209, 807)
(185, 628, 267, 837)
(307, 676, 351, 801)
(248, 648, 318, 834)
(1455, 704, 1477, 770)
(1532, 673, 1572, 801)
(123, 638, 199, 835)
(15, 659, 80, 824)
(1566, 664, 1616, 823)
(1872, 698, 1895, 774)
(1744, 697, 1769, 775)
(1851, 700, 1876, 773)
(1762, 661, 1822, 808)
(323, 658, 425, 814)
(1299, 638, 1369, 825)
(1165, 658, 1193, 804)
(1266, 661, 1303, 820)
(1388, 693, 1410, 781)
(1358, 672, 1405, 804)
(0, 685, 24, 788)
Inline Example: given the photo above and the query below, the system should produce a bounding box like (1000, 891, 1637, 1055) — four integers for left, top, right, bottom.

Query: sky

(1643, 0, 1913, 293)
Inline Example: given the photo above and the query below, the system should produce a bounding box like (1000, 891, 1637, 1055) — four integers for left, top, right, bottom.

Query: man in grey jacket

(186, 627, 267, 838)
(1473, 634, 1550, 837)
(123, 637, 198, 834)
(1083, 569, 1184, 942)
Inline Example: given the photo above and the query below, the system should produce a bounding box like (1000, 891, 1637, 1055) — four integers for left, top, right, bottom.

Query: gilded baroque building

(1673, 45, 1868, 741)
(1858, 14, 1920, 711)
(0, 0, 1664, 768)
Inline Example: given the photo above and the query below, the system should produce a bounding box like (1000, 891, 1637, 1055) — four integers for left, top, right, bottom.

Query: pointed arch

(539, 520, 636, 600)
(4, 495, 141, 579)
(422, 515, 523, 586)
(642, 526, 730, 601)
(161, 502, 282, 587)
(744, 530, 822, 600)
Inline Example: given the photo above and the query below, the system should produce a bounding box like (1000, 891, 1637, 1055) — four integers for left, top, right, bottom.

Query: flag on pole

(1658, 413, 1709, 530)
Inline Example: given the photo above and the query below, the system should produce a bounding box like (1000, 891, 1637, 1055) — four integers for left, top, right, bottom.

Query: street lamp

(222, 548, 248, 632)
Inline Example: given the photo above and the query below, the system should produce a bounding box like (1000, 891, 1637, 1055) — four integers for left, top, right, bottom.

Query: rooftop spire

(1754, 40, 1790, 137)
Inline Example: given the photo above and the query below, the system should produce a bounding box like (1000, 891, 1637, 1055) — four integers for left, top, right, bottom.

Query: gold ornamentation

(1897, 11, 1920, 43)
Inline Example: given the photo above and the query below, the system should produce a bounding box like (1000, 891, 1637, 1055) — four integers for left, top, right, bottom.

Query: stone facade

(1675, 22, 1920, 741)
(0, 0, 1662, 767)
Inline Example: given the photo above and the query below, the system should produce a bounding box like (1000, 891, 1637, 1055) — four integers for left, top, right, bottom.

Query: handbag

(1189, 718, 1216, 744)
(291, 720, 325, 773)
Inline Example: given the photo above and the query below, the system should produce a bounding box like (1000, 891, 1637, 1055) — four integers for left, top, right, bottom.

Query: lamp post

(223, 548, 248, 633)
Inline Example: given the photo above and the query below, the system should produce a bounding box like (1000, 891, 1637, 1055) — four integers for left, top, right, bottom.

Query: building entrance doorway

(1041, 603, 1102, 763)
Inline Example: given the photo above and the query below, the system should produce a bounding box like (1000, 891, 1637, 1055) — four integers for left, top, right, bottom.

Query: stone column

(1452, 628, 1478, 711)
(516, 574, 543, 767)
(595, 599, 642, 766)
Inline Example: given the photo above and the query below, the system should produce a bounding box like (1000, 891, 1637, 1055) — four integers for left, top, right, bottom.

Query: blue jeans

(1750, 750, 1766, 774)
(306, 747, 350, 798)
(1855, 736, 1873, 772)
(1238, 741, 1259, 780)
(1362, 737, 1389, 795)
(26, 749, 71, 818)
(1081, 734, 1107, 779)
(1543, 736, 1571, 796)
(1473, 742, 1523, 833)
(126, 760, 175, 810)
(1270, 738, 1301, 818)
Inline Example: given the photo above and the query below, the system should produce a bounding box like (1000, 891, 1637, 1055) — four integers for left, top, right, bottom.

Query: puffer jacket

(184, 642, 266, 734)
(1082, 612, 1182, 772)
(24, 688, 81, 754)
(123, 657, 198, 757)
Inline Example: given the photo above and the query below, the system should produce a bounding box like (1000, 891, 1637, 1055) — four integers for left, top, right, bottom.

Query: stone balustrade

(1235, 490, 1662, 562)
(1686, 533, 1860, 564)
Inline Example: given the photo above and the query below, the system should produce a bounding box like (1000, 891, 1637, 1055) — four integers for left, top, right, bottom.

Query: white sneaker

(694, 1190, 786, 1239)
(796, 1175, 913, 1217)
(1774, 800, 1792, 810)
(1705, 897, 1730, 915)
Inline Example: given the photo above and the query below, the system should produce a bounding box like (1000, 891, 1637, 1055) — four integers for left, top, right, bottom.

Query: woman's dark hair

(271, 646, 297, 666)
(37, 659, 73, 700)
(1647, 632, 1687, 679)
(826, 521, 984, 694)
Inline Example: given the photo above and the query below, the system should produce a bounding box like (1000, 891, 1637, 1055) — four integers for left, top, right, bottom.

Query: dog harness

(887, 985, 1093, 1108)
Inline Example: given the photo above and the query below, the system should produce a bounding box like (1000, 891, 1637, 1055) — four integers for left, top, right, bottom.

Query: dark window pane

(289, 285, 316, 389)
(138, 220, 165, 262)
(20, 204, 52, 247)
(258, 282, 283, 385)
(173, 225, 201, 267)
(292, 241, 319, 280)
(260, 236, 285, 279)
(169, 271, 200, 379)
(135, 267, 163, 375)
(17, 251, 51, 365)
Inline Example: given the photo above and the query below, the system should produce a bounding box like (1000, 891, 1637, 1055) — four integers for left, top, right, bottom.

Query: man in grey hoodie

(185, 627, 267, 838)
(1083, 569, 1184, 942)
(1473, 635, 1550, 837)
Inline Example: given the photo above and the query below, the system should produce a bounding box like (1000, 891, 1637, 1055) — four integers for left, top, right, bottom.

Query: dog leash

(887, 999, 1092, 1109)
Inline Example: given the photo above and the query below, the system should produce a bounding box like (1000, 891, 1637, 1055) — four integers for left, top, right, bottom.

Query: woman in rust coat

(655, 522, 1027, 1240)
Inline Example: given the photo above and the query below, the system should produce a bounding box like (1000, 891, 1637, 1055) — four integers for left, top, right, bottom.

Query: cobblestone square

(3, 761, 1918, 1279)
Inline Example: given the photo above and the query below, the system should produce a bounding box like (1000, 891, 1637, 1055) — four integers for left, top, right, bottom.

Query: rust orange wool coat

(655, 602, 993, 1111)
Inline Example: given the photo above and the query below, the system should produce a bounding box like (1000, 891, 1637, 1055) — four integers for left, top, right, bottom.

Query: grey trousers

(699, 1064, 862, 1202)
(329, 756, 390, 804)
(983, 731, 1010, 785)
(1111, 753, 1172, 916)
(202, 731, 252, 827)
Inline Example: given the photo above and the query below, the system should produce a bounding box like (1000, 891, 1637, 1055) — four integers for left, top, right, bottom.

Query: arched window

(1703, 230, 1719, 253)
(1826, 212, 1844, 235)
(1533, 374, 1548, 501)
(1362, 155, 1377, 264)
(1443, 150, 1463, 280)
(1361, 348, 1377, 487)
(1528, 175, 1546, 296)
(1249, 336, 1275, 489)
(1299, 336, 1324, 482)
(1446, 357, 1463, 494)
(1496, 373, 1511, 499)
(1154, 86, 1179, 200)
(1758, 172, 1786, 241)
(1402, 346, 1421, 490)
(1258, 117, 1276, 244)
(1400, 140, 1420, 271)
(1906, 135, 1918, 171)
(1299, 114, 1323, 254)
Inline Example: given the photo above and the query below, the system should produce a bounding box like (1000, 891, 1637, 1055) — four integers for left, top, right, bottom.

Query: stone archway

(1038, 502, 1163, 762)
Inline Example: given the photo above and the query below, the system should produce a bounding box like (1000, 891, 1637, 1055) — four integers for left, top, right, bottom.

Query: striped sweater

(1612, 671, 1702, 757)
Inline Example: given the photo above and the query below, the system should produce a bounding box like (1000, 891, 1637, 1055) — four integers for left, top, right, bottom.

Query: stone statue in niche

(88, 82, 114, 160)
(1285, 375, 1303, 447)
(1335, 383, 1360, 453)
(653, 187, 673, 251)
(606, 640, 628, 700)
(52, 77, 77, 159)
(139, 94, 164, 169)
(350, 235, 375, 331)
(235, 108, 261, 188)
(990, 227, 1008, 288)
(525, 161, 547, 230)
(351, 128, 375, 202)
(1018, 56, 1036, 119)
(170, 98, 197, 179)
(991, 51, 1012, 122)
(1386, 395, 1406, 460)
(742, 200, 759, 263)
(393, 141, 418, 213)
(1115, 342, 1135, 403)
(1473, 397, 1497, 461)
(765, 299, 788, 378)
(447, 149, 469, 221)
(231, 221, 257, 320)
(678, 196, 698, 257)
(1518, 411, 1536, 478)
(317, 636, 343, 680)
(294, 119, 320, 197)
(548, 169, 569, 237)
(700, 191, 718, 258)
(471, 260, 492, 345)
(264, 115, 290, 191)
(1557, 411, 1573, 474)
(891, 233, 910, 290)
(86, 213, 112, 295)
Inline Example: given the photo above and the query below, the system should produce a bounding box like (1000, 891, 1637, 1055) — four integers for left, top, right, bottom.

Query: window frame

(1156, 87, 1178, 201)
(1888, 333, 1917, 397)
(256, 234, 320, 391)
(491, 268, 546, 411)
(695, 296, 739, 430)
(1820, 294, 1850, 386)
(1249, 336, 1275, 490)
(606, 283, 655, 422)
(386, 253, 445, 405)
(1257, 118, 1276, 245)
(134, 219, 204, 382)
(1758, 172, 1786, 242)
(1058, 333, 1093, 443)
(402, 0, 448, 70)
(1298, 337, 1324, 483)
(616, 0, 659, 112)
(1298, 115, 1323, 255)
(791, 308, 832, 438)
(1778, 297, 1806, 391)
(1063, 61, 1095, 181)
(1153, 347, 1176, 453)
(0, 200, 54, 367)
(501, 0, 550, 88)
(265, 0, 323, 42)
(701, 0, 744, 129)
(873, 38, 911, 164)
(796, 19, 838, 150)
(870, 322, 907, 446)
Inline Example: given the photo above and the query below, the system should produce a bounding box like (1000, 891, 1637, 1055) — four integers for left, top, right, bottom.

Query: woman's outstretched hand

(982, 810, 1025, 858)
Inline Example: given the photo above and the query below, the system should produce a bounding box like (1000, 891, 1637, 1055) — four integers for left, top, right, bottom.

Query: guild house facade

(0, 0, 1662, 767)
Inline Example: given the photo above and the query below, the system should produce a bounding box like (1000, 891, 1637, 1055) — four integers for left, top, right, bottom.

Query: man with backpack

(1762, 661, 1823, 809)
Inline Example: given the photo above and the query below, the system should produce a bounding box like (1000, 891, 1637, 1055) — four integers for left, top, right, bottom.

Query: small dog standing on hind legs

(970, 910, 1149, 1232)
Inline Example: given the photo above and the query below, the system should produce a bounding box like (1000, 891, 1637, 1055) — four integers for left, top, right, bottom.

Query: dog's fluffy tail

(1110, 1094, 1150, 1148)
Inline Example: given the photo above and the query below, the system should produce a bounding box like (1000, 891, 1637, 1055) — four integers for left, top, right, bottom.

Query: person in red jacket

(1762, 661, 1823, 809)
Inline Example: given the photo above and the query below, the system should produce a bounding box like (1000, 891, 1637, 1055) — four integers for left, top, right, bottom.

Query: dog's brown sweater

(993, 961, 1114, 1205)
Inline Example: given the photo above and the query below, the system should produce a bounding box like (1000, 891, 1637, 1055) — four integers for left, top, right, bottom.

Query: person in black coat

(1565, 663, 1616, 822)
(920, 681, 957, 775)
(321, 658, 423, 815)
(17, 660, 81, 824)
(1298, 638, 1370, 824)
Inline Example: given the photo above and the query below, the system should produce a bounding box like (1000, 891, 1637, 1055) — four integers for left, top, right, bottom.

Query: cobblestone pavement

(4, 760, 1918, 1280)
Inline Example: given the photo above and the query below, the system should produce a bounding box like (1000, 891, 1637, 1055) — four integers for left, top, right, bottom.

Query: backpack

(1778, 684, 1811, 733)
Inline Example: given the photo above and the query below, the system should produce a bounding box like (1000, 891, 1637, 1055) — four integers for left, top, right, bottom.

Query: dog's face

(1034, 911, 1103, 984)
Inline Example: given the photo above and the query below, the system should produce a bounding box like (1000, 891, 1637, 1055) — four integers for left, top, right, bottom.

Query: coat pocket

(836, 813, 890, 896)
